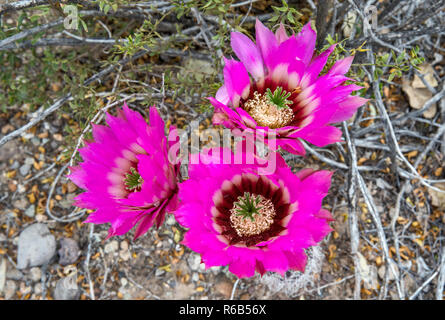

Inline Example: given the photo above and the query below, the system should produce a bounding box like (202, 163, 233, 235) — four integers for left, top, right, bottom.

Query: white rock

(166, 215, 176, 226)
(19, 164, 31, 176)
(187, 253, 202, 271)
(104, 240, 119, 254)
(24, 205, 35, 218)
(4, 280, 17, 299)
(54, 274, 79, 300)
(17, 223, 56, 269)
(34, 283, 43, 295)
(120, 241, 128, 251)
(119, 249, 131, 261)
(29, 267, 42, 282)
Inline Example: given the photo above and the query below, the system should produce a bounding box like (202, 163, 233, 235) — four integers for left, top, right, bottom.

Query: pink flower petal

(275, 23, 289, 43)
(223, 57, 251, 107)
(294, 22, 316, 65)
(231, 31, 264, 81)
(255, 19, 279, 71)
(330, 96, 368, 123)
(215, 85, 230, 105)
(301, 44, 336, 87)
(298, 125, 342, 147)
(328, 56, 354, 76)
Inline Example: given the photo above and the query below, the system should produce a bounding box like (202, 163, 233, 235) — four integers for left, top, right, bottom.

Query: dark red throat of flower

(240, 84, 305, 129)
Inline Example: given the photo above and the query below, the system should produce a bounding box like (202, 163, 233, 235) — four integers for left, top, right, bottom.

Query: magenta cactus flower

(175, 148, 334, 278)
(68, 104, 180, 239)
(210, 20, 368, 155)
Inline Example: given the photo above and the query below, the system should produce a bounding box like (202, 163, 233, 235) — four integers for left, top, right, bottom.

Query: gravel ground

(0, 109, 358, 300)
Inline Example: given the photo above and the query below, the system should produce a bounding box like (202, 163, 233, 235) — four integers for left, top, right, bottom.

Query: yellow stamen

(244, 91, 294, 129)
(230, 195, 276, 237)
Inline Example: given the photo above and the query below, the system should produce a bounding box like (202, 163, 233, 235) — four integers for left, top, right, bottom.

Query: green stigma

(233, 192, 263, 221)
(124, 167, 143, 191)
(265, 87, 293, 109)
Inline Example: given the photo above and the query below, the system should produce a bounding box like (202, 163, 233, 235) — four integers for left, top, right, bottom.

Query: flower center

(124, 167, 143, 192)
(244, 90, 294, 129)
(229, 192, 276, 237)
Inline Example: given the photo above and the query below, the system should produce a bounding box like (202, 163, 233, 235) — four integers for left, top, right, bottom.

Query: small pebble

(4, 280, 17, 299)
(58, 238, 80, 266)
(120, 241, 128, 251)
(11, 160, 19, 169)
(166, 215, 176, 226)
(119, 250, 131, 261)
(187, 253, 203, 272)
(155, 268, 165, 277)
(34, 283, 43, 295)
(31, 137, 40, 146)
(19, 164, 31, 176)
(29, 267, 41, 282)
(6, 261, 24, 281)
(54, 274, 79, 300)
(19, 282, 32, 295)
(104, 240, 119, 254)
(24, 205, 35, 218)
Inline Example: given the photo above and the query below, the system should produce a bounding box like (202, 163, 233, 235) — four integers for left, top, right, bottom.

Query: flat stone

(181, 58, 215, 82)
(17, 223, 56, 269)
(58, 238, 80, 266)
(11, 160, 19, 169)
(215, 280, 233, 299)
(31, 138, 40, 146)
(19, 163, 31, 176)
(6, 265, 23, 281)
(54, 274, 80, 300)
